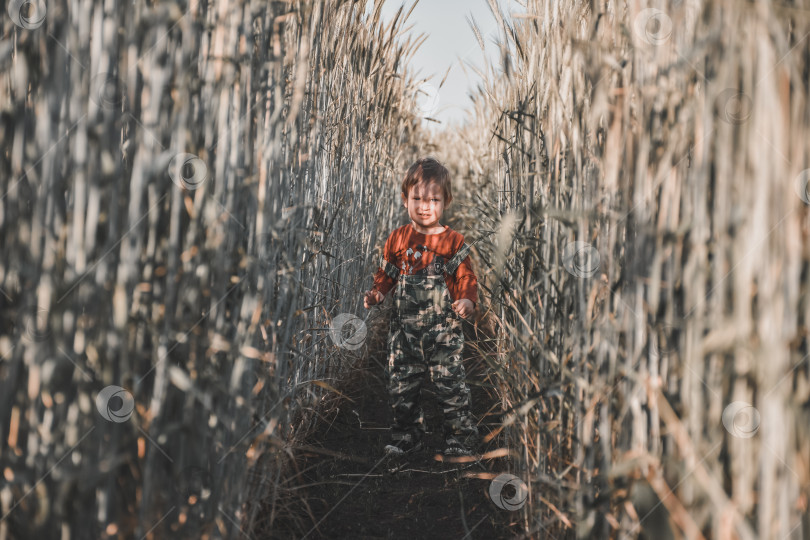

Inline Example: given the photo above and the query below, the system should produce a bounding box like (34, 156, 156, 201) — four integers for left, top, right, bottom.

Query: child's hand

(452, 299, 475, 319)
(363, 289, 384, 308)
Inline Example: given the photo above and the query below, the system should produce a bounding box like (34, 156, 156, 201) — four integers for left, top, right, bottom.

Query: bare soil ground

(267, 305, 525, 539)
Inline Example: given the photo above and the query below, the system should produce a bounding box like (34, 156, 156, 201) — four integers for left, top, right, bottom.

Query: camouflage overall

(379, 242, 479, 448)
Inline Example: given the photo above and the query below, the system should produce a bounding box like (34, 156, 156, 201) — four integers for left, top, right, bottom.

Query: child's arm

(454, 259, 477, 307)
(448, 241, 478, 318)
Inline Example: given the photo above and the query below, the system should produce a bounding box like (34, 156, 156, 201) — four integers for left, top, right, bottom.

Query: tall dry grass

(0, 0, 433, 537)
(5, 0, 810, 537)
(438, 0, 810, 538)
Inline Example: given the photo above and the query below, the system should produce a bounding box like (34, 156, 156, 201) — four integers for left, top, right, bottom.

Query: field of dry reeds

(0, 0, 436, 537)
(2, 0, 809, 538)
(435, 0, 810, 538)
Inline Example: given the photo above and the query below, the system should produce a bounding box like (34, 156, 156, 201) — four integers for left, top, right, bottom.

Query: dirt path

(273, 306, 523, 539)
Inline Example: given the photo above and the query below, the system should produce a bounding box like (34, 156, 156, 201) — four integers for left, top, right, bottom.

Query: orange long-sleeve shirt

(372, 223, 478, 307)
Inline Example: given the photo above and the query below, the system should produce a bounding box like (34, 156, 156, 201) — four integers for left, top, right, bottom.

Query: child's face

(401, 180, 446, 229)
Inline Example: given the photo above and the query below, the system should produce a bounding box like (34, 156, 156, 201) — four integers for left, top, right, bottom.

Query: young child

(363, 157, 480, 457)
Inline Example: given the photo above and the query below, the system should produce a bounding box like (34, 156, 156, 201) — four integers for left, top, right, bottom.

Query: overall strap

(379, 256, 400, 280)
(443, 242, 473, 276)
(443, 232, 494, 276)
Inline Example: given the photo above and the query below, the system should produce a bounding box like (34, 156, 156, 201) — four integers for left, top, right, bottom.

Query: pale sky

(367, 0, 524, 130)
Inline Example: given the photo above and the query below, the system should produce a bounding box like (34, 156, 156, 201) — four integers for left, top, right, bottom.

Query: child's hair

(401, 157, 453, 205)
